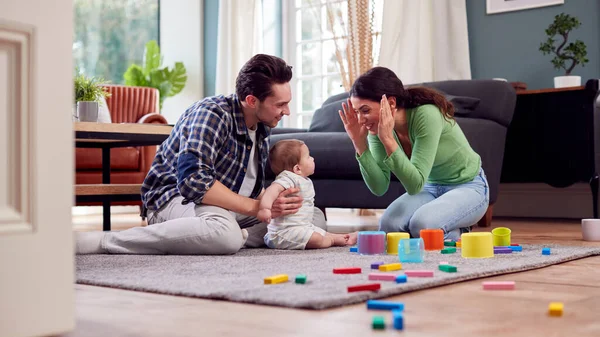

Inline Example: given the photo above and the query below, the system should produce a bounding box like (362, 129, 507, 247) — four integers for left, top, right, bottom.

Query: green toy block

(372, 316, 385, 330)
(295, 274, 307, 284)
(441, 247, 457, 254)
(438, 264, 457, 273)
(444, 241, 456, 247)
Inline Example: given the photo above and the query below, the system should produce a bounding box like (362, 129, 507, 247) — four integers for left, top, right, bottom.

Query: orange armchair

(75, 85, 168, 206)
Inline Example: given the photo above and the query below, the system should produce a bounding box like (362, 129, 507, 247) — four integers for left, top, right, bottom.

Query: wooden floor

(66, 208, 600, 337)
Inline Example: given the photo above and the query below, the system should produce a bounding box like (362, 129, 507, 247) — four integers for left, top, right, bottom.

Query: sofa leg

(477, 204, 494, 227)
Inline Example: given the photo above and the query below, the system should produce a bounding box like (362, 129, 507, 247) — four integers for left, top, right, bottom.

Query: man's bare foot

(346, 231, 358, 246)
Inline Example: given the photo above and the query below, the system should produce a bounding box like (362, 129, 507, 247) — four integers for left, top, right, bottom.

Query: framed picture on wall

(486, 0, 564, 14)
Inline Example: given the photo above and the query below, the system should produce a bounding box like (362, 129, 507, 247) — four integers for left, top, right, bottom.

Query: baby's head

(269, 139, 315, 177)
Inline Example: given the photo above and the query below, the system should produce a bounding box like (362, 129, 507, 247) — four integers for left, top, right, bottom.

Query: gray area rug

(76, 244, 600, 310)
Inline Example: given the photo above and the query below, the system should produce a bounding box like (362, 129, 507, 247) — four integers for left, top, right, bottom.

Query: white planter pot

(554, 76, 581, 88)
(77, 101, 99, 122)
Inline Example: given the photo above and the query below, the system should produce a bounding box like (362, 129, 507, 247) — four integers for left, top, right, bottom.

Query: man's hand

(271, 187, 303, 218)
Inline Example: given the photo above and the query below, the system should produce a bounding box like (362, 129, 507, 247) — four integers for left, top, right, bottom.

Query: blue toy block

(367, 300, 404, 311)
(542, 247, 551, 255)
(510, 245, 522, 252)
(398, 238, 425, 263)
(392, 310, 404, 330)
(395, 274, 407, 283)
(349, 246, 358, 252)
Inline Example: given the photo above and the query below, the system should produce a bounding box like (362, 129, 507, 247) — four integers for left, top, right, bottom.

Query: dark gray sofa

(266, 79, 517, 225)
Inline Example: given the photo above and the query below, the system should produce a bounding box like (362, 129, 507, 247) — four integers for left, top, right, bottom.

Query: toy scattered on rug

(367, 300, 404, 331)
(548, 302, 563, 317)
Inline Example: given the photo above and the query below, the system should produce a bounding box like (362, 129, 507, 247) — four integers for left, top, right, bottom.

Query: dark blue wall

(466, 0, 600, 89)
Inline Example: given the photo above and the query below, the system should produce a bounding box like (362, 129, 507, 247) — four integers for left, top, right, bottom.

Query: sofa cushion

(75, 147, 140, 170)
(308, 91, 481, 132)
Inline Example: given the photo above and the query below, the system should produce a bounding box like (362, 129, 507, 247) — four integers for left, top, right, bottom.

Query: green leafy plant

(74, 70, 111, 103)
(539, 13, 589, 76)
(123, 40, 187, 110)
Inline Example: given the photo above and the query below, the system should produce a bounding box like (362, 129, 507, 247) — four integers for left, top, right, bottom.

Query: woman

(338, 67, 489, 240)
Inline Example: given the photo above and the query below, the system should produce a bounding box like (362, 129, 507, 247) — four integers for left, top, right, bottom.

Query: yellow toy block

(548, 302, 564, 317)
(456, 241, 462, 248)
(264, 274, 289, 284)
(379, 263, 402, 272)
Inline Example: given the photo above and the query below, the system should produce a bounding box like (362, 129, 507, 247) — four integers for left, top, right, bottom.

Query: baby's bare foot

(333, 235, 348, 246)
(346, 231, 358, 246)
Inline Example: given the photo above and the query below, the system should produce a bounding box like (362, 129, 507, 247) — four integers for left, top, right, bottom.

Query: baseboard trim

(494, 183, 596, 219)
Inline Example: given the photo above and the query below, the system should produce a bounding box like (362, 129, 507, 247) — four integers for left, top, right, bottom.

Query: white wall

(159, 0, 203, 124)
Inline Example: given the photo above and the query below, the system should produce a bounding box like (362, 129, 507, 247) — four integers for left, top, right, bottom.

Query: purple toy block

(371, 262, 385, 269)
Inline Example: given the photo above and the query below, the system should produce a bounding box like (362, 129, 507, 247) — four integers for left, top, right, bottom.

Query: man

(76, 54, 327, 255)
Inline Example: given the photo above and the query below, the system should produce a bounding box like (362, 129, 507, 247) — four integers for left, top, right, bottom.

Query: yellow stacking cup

(492, 227, 511, 246)
(386, 232, 410, 255)
(461, 232, 494, 258)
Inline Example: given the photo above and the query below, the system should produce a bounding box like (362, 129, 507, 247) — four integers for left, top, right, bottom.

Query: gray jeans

(101, 196, 327, 255)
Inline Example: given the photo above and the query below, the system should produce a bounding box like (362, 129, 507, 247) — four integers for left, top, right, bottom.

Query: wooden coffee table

(74, 122, 173, 231)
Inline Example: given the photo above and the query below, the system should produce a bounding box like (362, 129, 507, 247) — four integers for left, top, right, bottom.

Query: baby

(258, 139, 358, 250)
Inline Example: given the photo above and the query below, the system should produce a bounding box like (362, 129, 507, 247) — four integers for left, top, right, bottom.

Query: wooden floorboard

(65, 212, 600, 337)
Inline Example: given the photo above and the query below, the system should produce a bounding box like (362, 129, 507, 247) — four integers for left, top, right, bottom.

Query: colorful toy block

(264, 274, 289, 284)
(439, 264, 457, 273)
(368, 273, 397, 281)
(347, 283, 381, 293)
(349, 246, 358, 252)
(404, 270, 434, 277)
(398, 238, 425, 263)
(510, 245, 523, 252)
(439, 261, 449, 265)
(333, 267, 361, 274)
(482, 281, 515, 290)
(494, 247, 513, 254)
(379, 263, 402, 272)
(456, 241, 462, 248)
(542, 247, 551, 255)
(548, 302, 564, 317)
(395, 274, 407, 283)
(372, 316, 385, 329)
(367, 300, 404, 311)
(511, 243, 519, 246)
(444, 240, 456, 247)
(370, 262, 384, 270)
(295, 274, 307, 284)
(441, 247, 456, 254)
(392, 310, 404, 330)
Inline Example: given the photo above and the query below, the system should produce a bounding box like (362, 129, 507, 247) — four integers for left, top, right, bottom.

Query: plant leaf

(166, 62, 187, 97)
(124, 64, 148, 87)
(143, 40, 161, 76)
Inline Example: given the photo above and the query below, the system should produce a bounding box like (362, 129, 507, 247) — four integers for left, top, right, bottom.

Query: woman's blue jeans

(379, 167, 490, 241)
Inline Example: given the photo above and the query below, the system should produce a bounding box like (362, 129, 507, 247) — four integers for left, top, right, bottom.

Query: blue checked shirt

(141, 94, 271, 215)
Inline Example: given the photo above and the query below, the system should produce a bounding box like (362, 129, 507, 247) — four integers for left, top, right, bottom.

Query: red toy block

(333, 267, 361, 274)
(347, 283, 381, 292)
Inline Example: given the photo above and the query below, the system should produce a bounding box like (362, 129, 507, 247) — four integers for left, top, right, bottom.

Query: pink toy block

(439, 261, 449, 265)
(404, 270, 434, 277)
(368, 273, 398, 281)
(482, 281, 515, 290)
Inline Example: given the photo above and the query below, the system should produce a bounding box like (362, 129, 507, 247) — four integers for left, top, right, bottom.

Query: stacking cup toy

(461, 232, 494, 258)
(420, 229, 444, 251)
(398, 238, 425, 263)
(492, 227, 511, 246)
(386, 232, 410, 255)
(357, 231, 386, 255)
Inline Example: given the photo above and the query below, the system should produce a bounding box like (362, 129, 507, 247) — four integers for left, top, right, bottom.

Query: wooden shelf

(75, 184, 142, 196)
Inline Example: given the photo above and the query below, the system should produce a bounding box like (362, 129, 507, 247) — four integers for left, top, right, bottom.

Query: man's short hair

(235, 54, 293, 102)
(269, 139, 305, 175)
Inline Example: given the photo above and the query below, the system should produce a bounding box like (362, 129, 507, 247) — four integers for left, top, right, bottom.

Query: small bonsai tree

(539, 13, 589, 76)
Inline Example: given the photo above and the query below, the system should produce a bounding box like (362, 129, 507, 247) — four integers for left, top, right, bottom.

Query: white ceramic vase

(554, 76, 581, 88)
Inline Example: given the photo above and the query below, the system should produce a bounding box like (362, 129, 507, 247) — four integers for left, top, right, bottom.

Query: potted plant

(74, 71, 110, 122)
(539, 13, 589, 88)
(123, 40, 187, 110)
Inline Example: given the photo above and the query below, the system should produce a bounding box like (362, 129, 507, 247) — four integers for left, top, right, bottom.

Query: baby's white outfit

(263, 170, 326, 249)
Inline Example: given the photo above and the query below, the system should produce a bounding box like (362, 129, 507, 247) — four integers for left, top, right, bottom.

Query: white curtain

(215, 0, 264, 96)
(378, 0, 471, 85)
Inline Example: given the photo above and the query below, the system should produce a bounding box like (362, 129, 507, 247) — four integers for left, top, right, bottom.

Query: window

(284, 0, 383, 128)
(73, 0, 160, 85)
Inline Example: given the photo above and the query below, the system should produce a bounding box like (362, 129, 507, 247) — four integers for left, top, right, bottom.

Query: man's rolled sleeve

(176, 108, 227, 204)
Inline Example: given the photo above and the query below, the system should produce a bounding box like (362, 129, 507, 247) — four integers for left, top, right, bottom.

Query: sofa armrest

(137, 112, 168, 124)
(271, 127, 308, 135)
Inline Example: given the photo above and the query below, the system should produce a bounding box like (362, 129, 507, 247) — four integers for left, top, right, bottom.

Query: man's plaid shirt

(141, 94, 271, 215)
